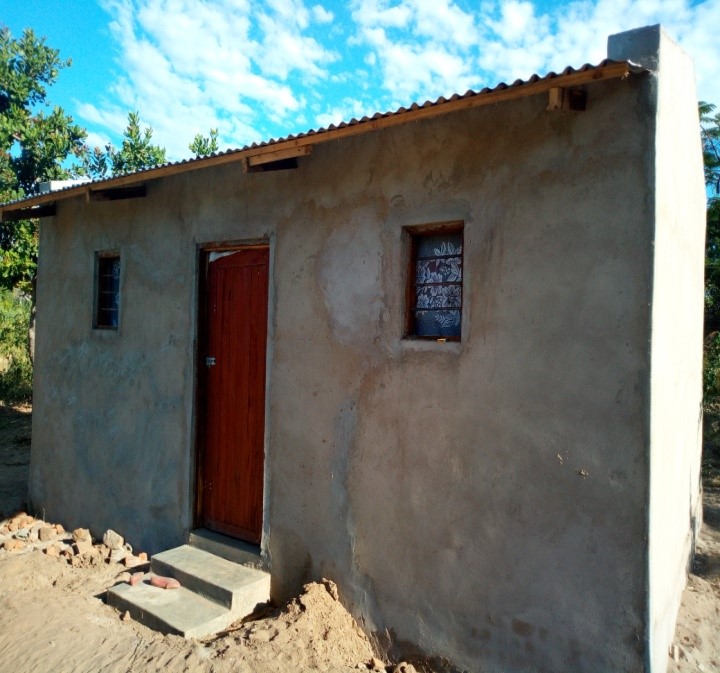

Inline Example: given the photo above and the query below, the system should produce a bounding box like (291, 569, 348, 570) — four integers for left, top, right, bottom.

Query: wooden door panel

(202, 248, 268, 543)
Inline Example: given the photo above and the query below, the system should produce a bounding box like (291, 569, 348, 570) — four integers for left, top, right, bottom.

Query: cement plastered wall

(608, 27, 705, 673)
(31, 73, 660, 672)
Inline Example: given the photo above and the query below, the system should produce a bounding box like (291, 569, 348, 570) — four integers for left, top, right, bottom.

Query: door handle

(206, 356, 216, 367)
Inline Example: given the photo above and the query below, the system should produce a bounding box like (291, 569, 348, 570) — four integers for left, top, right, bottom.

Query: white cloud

(350, 0, 479, 101)
(77, 0, 720, 160)
(85, 130, 113, 150)
(315, 97, 377, 127)
(312, 4, 334, 22)
(88, 0, 337, 158)
(475, 0, 720, 104)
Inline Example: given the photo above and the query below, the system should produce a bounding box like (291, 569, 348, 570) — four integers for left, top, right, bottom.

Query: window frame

(93, 251, 121, 330)
(404, 221, 464, 342)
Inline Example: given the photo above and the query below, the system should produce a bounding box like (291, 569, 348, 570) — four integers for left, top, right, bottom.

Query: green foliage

(189, 129, 219, 157)
(702, 101, 720, 314)
(0, 289, 32, 402)
(84, 111, 166, 179)
(702, 102, 720, 405)
(705, 333, 720, 402)
(0, 27, 86, 295)
(112, 111, 166, 174)
(0, 218, 36, 294)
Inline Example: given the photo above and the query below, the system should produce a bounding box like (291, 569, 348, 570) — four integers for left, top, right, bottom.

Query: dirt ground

(0, 403, 719, 673)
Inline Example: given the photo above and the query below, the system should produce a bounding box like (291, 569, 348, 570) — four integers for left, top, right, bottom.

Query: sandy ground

(0, 403, 719, 673)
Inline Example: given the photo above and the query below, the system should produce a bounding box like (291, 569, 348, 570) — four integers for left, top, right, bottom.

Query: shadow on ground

(0, 404, 31, 518)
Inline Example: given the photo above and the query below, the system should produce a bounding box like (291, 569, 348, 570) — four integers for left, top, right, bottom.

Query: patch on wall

(318, 222, 383, 347)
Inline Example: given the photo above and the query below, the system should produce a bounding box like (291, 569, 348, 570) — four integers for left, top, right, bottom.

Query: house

(0, 24, 705, 673)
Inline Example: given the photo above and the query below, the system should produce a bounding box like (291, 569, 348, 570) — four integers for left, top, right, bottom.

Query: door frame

(193, 239, 272, 540)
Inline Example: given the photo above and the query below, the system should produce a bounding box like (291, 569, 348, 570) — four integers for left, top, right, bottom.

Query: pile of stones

(0, 512, 147, 569)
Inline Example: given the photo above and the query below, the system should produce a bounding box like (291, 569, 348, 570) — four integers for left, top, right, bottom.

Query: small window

(405, 223, 463, 340)
(94, 253, 120, 329)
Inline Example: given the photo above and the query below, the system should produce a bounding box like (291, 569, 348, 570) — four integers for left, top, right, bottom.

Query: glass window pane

(416, 233, 462, 259)
(96, 255, 120, 328)
(416, 256, 462, 284)
(416, 284, 462, 309)
(415, 309, 461, 337)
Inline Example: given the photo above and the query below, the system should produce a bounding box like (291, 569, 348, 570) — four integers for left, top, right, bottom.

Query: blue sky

(3, 0, 720, 159)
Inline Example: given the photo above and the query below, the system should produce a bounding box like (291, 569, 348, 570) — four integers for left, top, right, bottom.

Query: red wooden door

(202, 247, 269, 543)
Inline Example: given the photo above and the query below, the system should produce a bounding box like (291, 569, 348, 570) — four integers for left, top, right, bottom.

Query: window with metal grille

(94, 253, 120, 329)
(405, 223, 463, 340)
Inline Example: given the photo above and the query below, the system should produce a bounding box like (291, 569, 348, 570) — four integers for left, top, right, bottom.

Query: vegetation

(189, 128, 219, 157)
(702, 102, 720, 407)
(83, 111, 167, 180)
(0, 289, 32, 402)
(0, 27, 86, 296)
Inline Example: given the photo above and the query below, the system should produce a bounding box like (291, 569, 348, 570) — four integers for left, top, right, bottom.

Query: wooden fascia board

(246, 145, 313, 167)
(0, 62, 633, 216)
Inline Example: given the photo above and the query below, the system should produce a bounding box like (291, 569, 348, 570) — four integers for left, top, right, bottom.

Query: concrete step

(106, 544, 271, 639)
(188, 528, 262, 567)
(151, 545, 270, 612)
(107, 575, 238, 638)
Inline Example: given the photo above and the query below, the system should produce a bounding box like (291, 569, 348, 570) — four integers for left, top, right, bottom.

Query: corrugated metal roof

(0, 59, 643, 214)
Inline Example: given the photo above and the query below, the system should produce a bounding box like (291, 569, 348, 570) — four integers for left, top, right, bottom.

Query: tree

(84, 111, 167, 180)
(189, 128, 219, 157)
(111, 111, 166, 175)
(701, 101, 720, 332)
(0, 27, 87, 294)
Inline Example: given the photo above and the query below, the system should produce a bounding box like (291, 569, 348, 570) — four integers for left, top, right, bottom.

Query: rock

(137, 552, 148, 562)
(130, 572, 144, 586)
(11, 513, 33, 527)
(121, 610, 131, 622)
(28, 529, 39, 542)
(93, 544, 110, 560)
(70, 555, 83, 567)
(369, 657, 386, 672)
(72, 528, 91, 543)
(391, 664, 418, 673)
(109, 548, 127, 564)
(123, 555, 142, 568)
(44, 544, 61, 558)
(322, 578, 339, 600)
(74, 539, 94, 555)
(85, 553, 103, 567)
(54, 524, 65, 534)
(0, 526, 9, 535)
(3, 539, 25, 552)
(38, 526, 55, 542)
(115, 571, 131, 584)
(103, 529, 124, 550)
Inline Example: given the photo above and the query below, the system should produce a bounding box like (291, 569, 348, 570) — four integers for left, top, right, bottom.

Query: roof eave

(0, 60, 641, 220)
